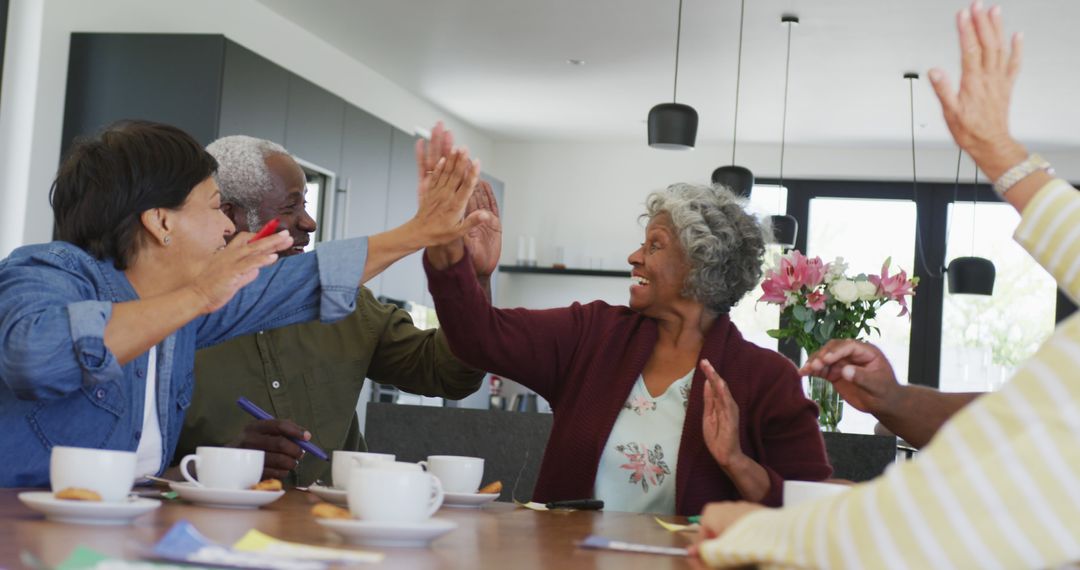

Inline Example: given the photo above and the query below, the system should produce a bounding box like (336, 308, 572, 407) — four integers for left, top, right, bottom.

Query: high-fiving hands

(463, 180, 502, 278)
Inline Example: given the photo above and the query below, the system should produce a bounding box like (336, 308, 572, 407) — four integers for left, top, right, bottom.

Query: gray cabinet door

(62, 33, 225, 153)
(379, 128, 428, 306)
(219, 42, 288, 144)
(284, 75, 345, 175)
(339, 105, 394, 295)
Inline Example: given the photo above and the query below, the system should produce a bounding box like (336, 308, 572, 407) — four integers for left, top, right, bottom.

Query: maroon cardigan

(425, 253, 831, 514)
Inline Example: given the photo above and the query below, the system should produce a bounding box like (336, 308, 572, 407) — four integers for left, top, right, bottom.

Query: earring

(163, 235, 171, 246)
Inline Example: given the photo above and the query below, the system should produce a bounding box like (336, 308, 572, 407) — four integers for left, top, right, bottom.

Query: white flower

(824, 257, 848, 283)
(856, 280, 879, 301)
(829, 279, 859, 305)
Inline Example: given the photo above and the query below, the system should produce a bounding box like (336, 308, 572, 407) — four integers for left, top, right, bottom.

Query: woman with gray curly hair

(424, 182, 831, 516)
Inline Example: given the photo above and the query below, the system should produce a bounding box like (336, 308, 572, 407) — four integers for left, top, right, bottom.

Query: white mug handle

(179, 454, 202, 487)
(427, 475, 445, 516)
(418, 460, 428, 471)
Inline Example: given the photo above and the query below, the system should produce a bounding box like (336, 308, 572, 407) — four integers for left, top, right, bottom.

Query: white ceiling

(258, 0, 1080, 149)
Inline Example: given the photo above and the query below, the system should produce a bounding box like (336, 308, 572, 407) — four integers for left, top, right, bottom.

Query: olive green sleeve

(362, 289, 484, 399)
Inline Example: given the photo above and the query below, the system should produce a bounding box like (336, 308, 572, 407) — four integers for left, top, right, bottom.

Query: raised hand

(413, 149, 490, 246)
(700, 359, 742, 468)
(231, 418, 311, 481)
(928, 3, 1026, 179)
(463, 180, 502, 278)
(189, 230, 293, 313)
(415, 121, 454, 196)
(799, 339, 900, 415)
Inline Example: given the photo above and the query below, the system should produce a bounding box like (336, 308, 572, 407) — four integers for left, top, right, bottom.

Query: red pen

(250, 218, 281, 242)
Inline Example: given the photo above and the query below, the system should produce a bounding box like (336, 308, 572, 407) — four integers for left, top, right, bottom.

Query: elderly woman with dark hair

(424, 182, 831, 516)
(0, 120, 484, 487)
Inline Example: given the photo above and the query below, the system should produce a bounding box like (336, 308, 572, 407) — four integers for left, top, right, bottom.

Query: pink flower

(759, 275, 789, 305)
(803, 256, 827, 289)
(869, 259, 917, 316)
(758, 250, 828, 305)
(805, 290, 827, 311)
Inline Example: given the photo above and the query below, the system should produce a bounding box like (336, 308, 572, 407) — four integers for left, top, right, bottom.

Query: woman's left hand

(700, 359, 742, 467)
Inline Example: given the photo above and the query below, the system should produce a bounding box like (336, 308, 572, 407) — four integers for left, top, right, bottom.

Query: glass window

(729, 185, 787, 351)
(806, 197, 917, 434)
(302, 170, 324, 253)
(939, 202, 1056, 393)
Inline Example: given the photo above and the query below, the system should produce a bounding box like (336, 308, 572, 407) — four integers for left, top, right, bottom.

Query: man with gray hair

(204, 135, 314, 244)
(175, 128, 496, 485)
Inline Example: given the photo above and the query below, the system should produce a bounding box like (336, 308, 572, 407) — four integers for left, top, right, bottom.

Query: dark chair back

(822, 432, 896, 482)
(363, 402, 552, 502)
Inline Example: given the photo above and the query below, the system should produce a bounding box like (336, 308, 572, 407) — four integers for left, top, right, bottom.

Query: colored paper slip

(653, 516, 698, 533)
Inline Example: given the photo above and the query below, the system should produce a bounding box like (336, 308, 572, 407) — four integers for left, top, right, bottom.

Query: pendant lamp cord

(731, 0, 746, 164)
(779, 17, 793, 190)
(673, 0, 684, 102)
(910, 75, 945, 279)
(972, 161, 979, 255)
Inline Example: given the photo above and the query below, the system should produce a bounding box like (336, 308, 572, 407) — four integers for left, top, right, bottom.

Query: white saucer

(308, 484, 348, 506)
(317, 517, 457, 548)
(442, 491, 499, 508)
(18, 491, 160, 525)
(169, 482, 284, 509)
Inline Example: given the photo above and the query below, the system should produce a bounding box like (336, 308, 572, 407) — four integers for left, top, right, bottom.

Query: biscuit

(251, 479, 283, 491)
(478, 481, 502, 495)
(310, 502, 351, 519)
(54, 487, 102, 501)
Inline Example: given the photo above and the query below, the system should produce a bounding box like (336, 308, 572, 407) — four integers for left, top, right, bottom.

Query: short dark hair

(50, 121, 218, 270)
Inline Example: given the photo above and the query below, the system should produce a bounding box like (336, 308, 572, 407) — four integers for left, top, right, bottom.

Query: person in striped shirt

(694, 2, 1080, 568)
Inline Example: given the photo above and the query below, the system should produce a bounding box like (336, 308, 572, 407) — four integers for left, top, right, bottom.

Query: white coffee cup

(348, 467, 444, 523)
(419, 455, 484, 494)
(783, 480, 849, 507)
(331, 451, 395, 490)
(50, 446, 137, 503)
(179, 446, 264, 490)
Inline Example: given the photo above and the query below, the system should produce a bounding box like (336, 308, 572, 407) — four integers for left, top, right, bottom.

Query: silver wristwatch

(992, 154, 1054, 196)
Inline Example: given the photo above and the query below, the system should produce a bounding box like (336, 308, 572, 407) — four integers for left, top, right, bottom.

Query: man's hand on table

(231, 419, 310, 480)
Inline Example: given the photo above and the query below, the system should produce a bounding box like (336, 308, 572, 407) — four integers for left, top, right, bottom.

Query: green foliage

(771, 295, 897, 355)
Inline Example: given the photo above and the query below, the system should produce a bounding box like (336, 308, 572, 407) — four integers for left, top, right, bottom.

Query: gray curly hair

(205, 135, 293, 229)
(644, 183, 768, 314)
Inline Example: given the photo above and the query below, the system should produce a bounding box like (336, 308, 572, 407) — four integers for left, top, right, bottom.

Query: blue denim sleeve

(194, 236, 367, 348)
(0, 258, 123, 400)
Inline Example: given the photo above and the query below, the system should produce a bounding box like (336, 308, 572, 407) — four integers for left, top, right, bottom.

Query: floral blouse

(593, 370, 693, 514)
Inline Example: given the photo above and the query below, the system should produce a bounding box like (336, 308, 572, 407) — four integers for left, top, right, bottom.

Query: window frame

(757, 176, 1075, 388)
(0, 0, 9, 108)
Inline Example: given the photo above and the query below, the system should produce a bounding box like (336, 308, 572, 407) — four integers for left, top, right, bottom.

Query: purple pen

(236, 396, 328, 461)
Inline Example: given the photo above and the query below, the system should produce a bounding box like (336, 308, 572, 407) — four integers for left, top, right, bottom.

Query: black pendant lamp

(947, 159, 996, 295)
(906, 72, 995, 296)
(648, 0, 698, 150)
(712, 0, 753, 196)
(768, 14, 800, 250)
(947, 257, 995, 295)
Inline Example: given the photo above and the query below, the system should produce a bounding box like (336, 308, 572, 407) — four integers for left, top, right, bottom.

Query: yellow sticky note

(515, 500, 550, 511)
(233, 529, 384, 563)
(653, 516, 697, 533)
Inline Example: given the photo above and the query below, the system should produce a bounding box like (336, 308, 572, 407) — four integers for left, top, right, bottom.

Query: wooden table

(0, 489, 705, 569)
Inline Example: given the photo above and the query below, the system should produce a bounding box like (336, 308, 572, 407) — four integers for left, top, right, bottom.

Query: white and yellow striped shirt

(700, 178, 1080, 569)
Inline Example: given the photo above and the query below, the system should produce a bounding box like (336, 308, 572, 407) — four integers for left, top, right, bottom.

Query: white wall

(491, 140, 1080, 310)
(0, 0, 495, 256)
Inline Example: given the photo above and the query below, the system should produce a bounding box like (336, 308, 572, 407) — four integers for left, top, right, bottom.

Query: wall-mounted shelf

(499, 265, 631, 278)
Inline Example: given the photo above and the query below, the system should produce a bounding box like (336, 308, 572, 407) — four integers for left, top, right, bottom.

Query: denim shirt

(0, 238, 367, 487)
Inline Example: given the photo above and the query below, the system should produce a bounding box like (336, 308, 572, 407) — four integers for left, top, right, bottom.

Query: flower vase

(808, 376, 842, 432)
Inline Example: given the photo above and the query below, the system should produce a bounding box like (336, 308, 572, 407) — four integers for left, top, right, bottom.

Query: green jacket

(175, 287, 483, 485)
